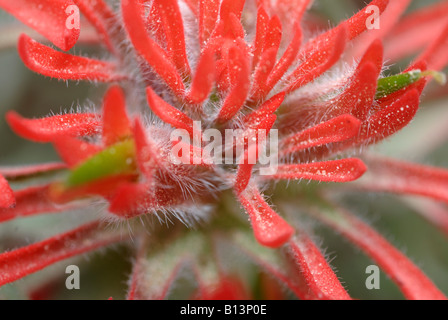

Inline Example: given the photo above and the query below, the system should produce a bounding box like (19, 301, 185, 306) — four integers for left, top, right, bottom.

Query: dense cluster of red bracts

(0, 0, 448, 300)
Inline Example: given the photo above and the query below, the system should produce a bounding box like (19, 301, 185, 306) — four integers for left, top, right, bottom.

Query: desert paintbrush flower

(0, 0, 448, 300)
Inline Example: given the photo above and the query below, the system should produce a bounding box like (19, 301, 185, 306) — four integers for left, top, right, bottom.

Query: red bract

(0, 0, 448, 300)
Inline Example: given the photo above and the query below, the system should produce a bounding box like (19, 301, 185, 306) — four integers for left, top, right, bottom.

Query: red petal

(73, 0, 116, 52)
(102, 85, 132, 146)
(243, 92, 285, 128)
(0, 175, 14, 209)
(251, 47, 277, 100)
(287, 233, 351, 300)
(0, 163, 66, 179)
(186, 45, 216, 104)
(237, 186, 294, 248)
(361, 156, 448, 204)
(315, 205, 446, 300)
(216, 44, 251, 123)
(6, 111, 100, 143)
(265, 158, 367, 183)
(251, 6, 269, 70)
(0, 221, 121, 286)
(285, 25, 347, 93)
(121, 0, 185, 97)
(264, 25, 302, 98)
(0, 185, 71, 223)
(18, 34, 123, 81)
(280, 115, 361, 156)
(152, 0, 191, 75)
(52, 136, 101, 167)
(146, 87, 194, 134)
(0, 0, 80, 51)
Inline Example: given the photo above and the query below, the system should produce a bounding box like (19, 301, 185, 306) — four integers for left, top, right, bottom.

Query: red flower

(0, 0, 448, 300)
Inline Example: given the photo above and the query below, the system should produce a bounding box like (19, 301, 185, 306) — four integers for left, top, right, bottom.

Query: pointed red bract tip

(146, 87, 195, 134)
(152, 0, 191, 75)
(288, 233, 351, 300)
(6, 111, 100, 143)
(102, 86, 132, 146)
(18, 34, 124, 81)
(0, 174, 15, 209)
(121, 0, 185, 97)
(238, 186, 294, 248)
(0, 0, 80, 51)
(186, 45, 217, 105)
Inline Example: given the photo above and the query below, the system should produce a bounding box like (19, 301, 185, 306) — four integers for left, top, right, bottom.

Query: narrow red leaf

(18, 34, 124, 81)
(0, 174, 14, 209)
(0, 0, 80, 51)
(264, 25, 302, 98)
(280, 115, 361, 156)
(186, 45, 216, 104)
(0, 185, 71, 223)
(152, 0, 191, 75)
(0, 221, 122, 286)
(6, 111, 100, 143)
(216, 45, 251, 123)
(287, 233, 351, 300)
(265, 158, 367, 183)
(146, 87, 194, 134)
(102, 85, 132, 146)
(237, 185, 294, 248)
(360, 156, 448, 204)
(121, 0, 185, 97)
(251, 6, 269, 70)
(314, 204, 446, 300)
(0, 163, 66, 179)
